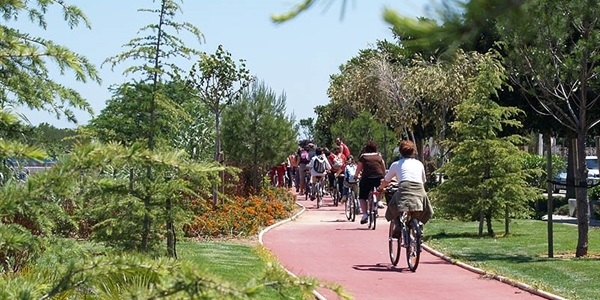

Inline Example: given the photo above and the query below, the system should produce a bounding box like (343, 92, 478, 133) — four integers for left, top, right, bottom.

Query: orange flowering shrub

(184, 187, 297, 237)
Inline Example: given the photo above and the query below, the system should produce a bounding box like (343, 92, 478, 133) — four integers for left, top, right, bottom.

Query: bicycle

(303, 169, 311, 201)
(312, 175, 325, 208)
(366, 186, 380, 230)
(385, 185, 422, 271)
(331, 175, 341, 207)
(344, 182, 358, 222)
(388, 211, 422, 271)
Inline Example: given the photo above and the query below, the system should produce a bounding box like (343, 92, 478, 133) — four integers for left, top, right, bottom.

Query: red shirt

(340, 142, 350, 158)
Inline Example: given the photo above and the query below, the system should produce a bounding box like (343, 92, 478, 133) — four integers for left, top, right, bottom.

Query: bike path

(261, 192, 557, 300)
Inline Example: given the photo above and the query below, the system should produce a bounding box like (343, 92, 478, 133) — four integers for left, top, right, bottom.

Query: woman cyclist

(378, 140, 433, 229)
(354, 140, 386, 224)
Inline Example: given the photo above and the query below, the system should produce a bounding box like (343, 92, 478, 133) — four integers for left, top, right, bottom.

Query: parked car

(553, 156, 599, 193)
(553, 171, 567, 193)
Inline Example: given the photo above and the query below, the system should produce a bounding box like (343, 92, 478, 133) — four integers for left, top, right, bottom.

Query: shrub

(184, 187, 296, 237)
(554, 204, 571, 216)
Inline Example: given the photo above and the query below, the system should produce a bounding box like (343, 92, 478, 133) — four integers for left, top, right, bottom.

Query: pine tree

(431, 51, 538, 236)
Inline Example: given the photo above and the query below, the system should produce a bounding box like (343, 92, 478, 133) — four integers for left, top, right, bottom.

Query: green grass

(425, 219, 600, 300)
(178, 239, 314, 300)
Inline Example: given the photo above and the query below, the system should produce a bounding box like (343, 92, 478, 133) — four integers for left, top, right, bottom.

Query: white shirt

(384, 157, 426, 184)
(308, 154, 331, 177)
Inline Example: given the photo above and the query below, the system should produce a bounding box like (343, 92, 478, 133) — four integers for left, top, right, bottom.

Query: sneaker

(360, 215, 368, 224)
(318, 200, 323, 207)
(310, 196, 315, 201)
(377, 201, 385, 208)
(341, 195, 347, 203)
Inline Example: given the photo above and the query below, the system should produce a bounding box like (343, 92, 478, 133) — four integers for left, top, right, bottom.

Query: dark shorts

(359, 177, 383, 200)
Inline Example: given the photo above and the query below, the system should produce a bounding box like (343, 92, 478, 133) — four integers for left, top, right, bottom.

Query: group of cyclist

(280, 138, 428, 228)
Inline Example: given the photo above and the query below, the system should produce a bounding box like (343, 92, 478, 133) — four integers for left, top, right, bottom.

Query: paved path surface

(261, 191, 557, 300)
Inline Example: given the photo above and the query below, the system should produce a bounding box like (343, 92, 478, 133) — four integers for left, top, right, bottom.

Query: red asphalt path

(261, 191, 557, 300)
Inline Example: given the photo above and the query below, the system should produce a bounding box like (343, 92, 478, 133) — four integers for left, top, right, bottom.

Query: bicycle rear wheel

(304, 175, 310, 201)
(369, 193, 377, 230)
(316, 182, 321, 208)
(344, 192, 352, 220)
(406, 218, 422, 272)
(367, 194, 375, 229)
(333, 183, 340, 207)
(349, 190, 356, 222)
(388, 219, 402, 266)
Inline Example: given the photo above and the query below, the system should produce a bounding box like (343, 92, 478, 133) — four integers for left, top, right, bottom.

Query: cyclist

(308, 147, 331, 206)
(298, 146, 311, 195)
(336, 137, 351, 158)
(377, 140, 433, 233)
(341, 155, 359, 210)
(329, 146, 346, 199)
(354, 140, 386, 224)
(288, 150, 300, 191)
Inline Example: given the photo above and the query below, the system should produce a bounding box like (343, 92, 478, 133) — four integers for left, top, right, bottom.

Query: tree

(187, 45, 253, 204)
(498, 0, 600, 257)
(0, 1, 100, 123)
(103, 0, 206, 255)
(431, 51, 537, 236)
(221, 81, 297, 191)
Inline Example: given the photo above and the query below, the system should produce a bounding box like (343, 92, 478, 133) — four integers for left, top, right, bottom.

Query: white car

(553, 156, 599, 192)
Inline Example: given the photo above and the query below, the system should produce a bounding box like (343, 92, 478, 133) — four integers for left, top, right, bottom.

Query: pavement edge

(422, 244, 568, 300)
(258, 200, 328, 300)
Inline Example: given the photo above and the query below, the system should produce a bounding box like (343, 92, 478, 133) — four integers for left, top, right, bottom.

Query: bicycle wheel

(316, 182, 321, 208)
(333, 183, 339, 207)
(388, 219, 402, 266)
(344, 192, 352, 220)
(349, 190, 356, 222)
(367, 194, 374, 229)
(406, 218, 422, 272)
(369, 193, 377, 230)
(304, 177, 310, 201)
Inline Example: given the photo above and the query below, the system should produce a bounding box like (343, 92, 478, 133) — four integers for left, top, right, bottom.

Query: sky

(18, 0, 437, 129)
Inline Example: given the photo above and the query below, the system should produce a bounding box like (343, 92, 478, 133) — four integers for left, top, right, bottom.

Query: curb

(258, 200, 327, 300)
(422, 244, 567, 300)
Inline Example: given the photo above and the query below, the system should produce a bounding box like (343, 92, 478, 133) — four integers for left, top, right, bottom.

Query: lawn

(178, 239, 318, 300)
(424, 219, 600, 300)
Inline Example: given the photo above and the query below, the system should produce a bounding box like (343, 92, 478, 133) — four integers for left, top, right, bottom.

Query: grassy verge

(425, 219, 600, 300)
(178, 239, 316, 300)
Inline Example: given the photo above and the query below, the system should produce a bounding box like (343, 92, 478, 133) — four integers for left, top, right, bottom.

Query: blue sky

(20, 0, 436, 128)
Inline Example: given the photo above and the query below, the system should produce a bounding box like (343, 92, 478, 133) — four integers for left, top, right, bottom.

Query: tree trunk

(478, 210, 484, 237)
(575, 136, 590, 257)
(504, 204, 510, 236)
(486, 208, 494, 237)
(545, 133, 554, 258)
(213, 107, 221, 206)
(166, 195, 176, 258)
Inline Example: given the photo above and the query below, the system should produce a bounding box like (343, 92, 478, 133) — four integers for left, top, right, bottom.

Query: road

(260, 191, 564, 300)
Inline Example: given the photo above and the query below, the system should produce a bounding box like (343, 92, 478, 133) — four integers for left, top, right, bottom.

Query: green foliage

(430, 51, 538, 234)
(0, 0, 99, 123)
(28, 123, 78, 157)
(330, 111, 395, 161)
(187, 44, 254, 164)
(521, 152, 566, 190)
(221, 81, 297, 191)
(56, 142, 224, 252)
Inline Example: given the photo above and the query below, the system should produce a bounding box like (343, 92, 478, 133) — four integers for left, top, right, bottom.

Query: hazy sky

(18, 0, 436, 128)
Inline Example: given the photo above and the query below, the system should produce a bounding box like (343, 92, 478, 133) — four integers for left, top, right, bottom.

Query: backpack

(332, 154, 343, 169)
(345, 164, 358, 183)
(313, 157, 326, 173)
(300, 150, 310, 164)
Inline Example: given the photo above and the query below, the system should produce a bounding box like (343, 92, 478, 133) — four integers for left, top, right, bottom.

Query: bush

(530, 195, 569, 219)
(554, 204, 571, 216)
(184, 187, 296, 237)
